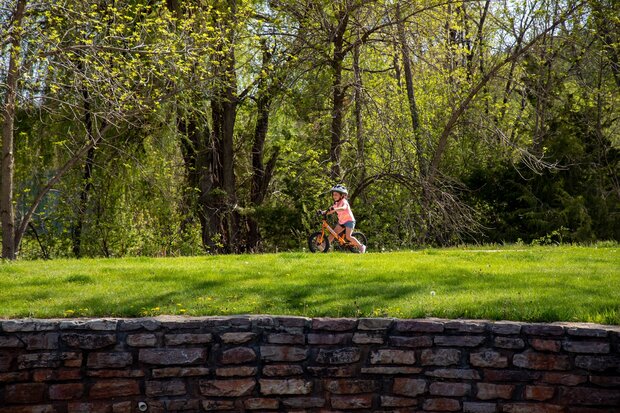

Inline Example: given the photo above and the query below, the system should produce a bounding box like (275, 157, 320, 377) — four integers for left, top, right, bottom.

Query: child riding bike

(320, 185, 367, 253)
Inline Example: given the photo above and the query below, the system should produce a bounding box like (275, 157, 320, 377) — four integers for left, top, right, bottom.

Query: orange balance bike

(308, 211, 367, 253)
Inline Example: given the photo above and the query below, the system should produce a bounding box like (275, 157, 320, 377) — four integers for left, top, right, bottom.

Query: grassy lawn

(0, 245, 618, 324)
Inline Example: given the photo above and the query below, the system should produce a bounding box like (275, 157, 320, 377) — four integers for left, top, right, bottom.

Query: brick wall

(0, 316, 619, 412)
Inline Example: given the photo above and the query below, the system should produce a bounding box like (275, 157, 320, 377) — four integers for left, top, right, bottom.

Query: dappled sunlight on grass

(0, 246, 618, 323)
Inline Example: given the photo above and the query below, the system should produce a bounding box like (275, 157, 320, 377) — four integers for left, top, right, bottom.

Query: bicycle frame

(317, 217, 348, 246)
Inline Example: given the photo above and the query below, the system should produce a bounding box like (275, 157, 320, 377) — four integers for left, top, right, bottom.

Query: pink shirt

(334, 199, 355, 224)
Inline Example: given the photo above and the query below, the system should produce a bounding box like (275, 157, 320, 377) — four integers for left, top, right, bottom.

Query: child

(321, 184, 367, 253)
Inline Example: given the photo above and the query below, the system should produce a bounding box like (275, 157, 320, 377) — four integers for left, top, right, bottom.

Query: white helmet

(330, 184, 348, 195)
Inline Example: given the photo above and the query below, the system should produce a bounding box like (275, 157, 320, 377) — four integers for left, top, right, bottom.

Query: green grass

(1, 245, 618, 324)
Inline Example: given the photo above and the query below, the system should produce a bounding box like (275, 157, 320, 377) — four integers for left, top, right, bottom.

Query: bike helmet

(330, 184, 348, 195)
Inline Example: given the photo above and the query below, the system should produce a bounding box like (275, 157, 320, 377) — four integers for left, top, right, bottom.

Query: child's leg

(330, 224, 344, 243)
(345, 227, 362, 247)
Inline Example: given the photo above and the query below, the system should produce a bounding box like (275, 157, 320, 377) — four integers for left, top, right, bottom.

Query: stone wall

(0, 316, 619, 412)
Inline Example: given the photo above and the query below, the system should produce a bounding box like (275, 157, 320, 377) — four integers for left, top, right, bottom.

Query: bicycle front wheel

(308, 232, 330, 253)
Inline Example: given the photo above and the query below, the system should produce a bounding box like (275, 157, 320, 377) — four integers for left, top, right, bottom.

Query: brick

(216, 366, 257, 377)
(430, 382, 471, 396)
(0, 372, 29, 382)
(49, 383, 84, 400)
(494, 337, 525, 349)
(423, 398, 461, 411)
(4, 383, 46, 403)
(220, 332, 256, 344)
(139, 348, 206, 365)
(445, 320, 487, 333)
(392, 378, 427, 396)
(261, 346, 307, 362)
(566, 327, 608, 338)
(146, 380, 186, 397)
(308, 365, 357, 377)
(117, 318, 160, 332)
(0, 336, 23, 348)
(426, 368, 480, 380)
(361, 366, 422, 375)
(312, 318, 357, 331)
(267, 333, 305, 344)
(559, 387, 620, 405)
(260, 379, 312, 395)
(541, 372, 587, 385)
(281, 397, 325, 408)
(61, 333, 116, 349)
(89, 379, 139, 398)
(476, 383, 515, 400)
(529, 338, 561, 352)
(331, 395, 372, 409)
(463, 402, 497, 413)
(161, 399, 200, 413)
(0, 406, 56, 413)
(567, 408, 616, 413)
(67, 403, 112, 413)
(389, 335, 433, 348)
(503, 404, 564, 413)
(199, 379, 256, 397)
(358, 318, 393, 330)
(563, 341, 610, 353)
(221, 347, 256, 364)
(112, 401, 132, 413)
(524, 385, 555, 401)
(484, 369, 541, 382)
(353, 332, 384, 344)
(370, 349, 415, 365)
(87, 352, 132, 368)
(243, 398, 279, 410)
(435, 335, 485, 347)
(86, 369, 144, 379)
(420, 349, 461, 366)
(201, 400, 236, 411)
(126, 333, 157, 347)
(19, 333, 59, 350)
(18, 352, 81, 369)
(589, 375, 620, 387)
(307, 333, 351, 345)
(2, 321, 57, 332)
(523, 324, 565, 336)
(394, 320, 444, 333)
(491, 322, 522, 335)
(165, 333, 212, 345)
(324, 379, 378, 394)
(274, 316, 308, 328)
(575, 355, 620, 372)
(0, 352, 14, 371)
(152, 367, 209, 378)
(316, 347, 361, 364)
(262, 364, 304, 377)
(33, 369, 81, 382)
(380, 395, 418, 407)
(470, 350, 508, 368)
(513, 351, 571, 370)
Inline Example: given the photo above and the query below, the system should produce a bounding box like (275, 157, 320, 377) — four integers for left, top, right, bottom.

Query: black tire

(308, 232, 330, 253)
(349, 231, 368, 253)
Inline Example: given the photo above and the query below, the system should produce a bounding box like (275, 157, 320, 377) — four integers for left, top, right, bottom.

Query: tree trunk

(329, 8, 349, 181)
(72, 85, 96, 258)
(353, 39, 366, 185)
(396, 1, 424, 175)
(1, 0, 27, 260)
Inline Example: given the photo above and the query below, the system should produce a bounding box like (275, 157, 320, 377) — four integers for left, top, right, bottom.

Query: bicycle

(307, 211, 368, 253)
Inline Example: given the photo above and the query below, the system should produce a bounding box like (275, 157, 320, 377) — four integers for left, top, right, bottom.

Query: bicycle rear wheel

(348, 231, 368, 253)
(308, 232, 330, 253)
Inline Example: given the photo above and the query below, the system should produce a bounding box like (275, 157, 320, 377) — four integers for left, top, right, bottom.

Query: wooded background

(1, 0, 618, 259)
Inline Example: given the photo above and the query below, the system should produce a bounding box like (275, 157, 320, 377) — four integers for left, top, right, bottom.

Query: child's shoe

(360, 245, 367, 254)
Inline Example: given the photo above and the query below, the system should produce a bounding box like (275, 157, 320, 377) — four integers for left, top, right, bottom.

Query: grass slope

(0, 246, 618, 324)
